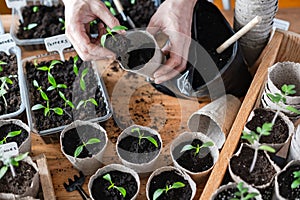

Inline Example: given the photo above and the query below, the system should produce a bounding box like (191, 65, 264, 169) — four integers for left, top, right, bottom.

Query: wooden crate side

(200, 31, 284, 200)
(277, 30, 300, 63)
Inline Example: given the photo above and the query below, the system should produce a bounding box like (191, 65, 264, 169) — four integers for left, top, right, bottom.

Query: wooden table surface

(1, 7, 300, 200)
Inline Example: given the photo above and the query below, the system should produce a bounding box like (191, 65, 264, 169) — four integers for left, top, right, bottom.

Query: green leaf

(33, 80, 39, 87)
(10, 159, 19, 166)
(131, 127, 140, 133)
(48, 73, 57, 87)
(236, 182, 244, 191)
(59, 91, 66, 101)
(111, 25, 128, 32)
(89, 98, 98, 106)
(5, 77, 13, 84)
(291, 179, 300, 189)
(104, 1, 112, 7)
(58, 17, 65, 24)
(32, 6, 38, 12)
(245, 192, 259, 199)
(67, 101, 75, 109)
(50, 60, 62, 68)
(47, 86, 56, 91)
(110, 7, 116, 15)
(37, 66, 49, 71)
(281, 84, 296, 95)
(86, 138, 101, 145)
(172, 182, 185, 189)
(14, 152, 29, 162)
(0, 61, 7, 65)
(202, 141, 214, 148)
(146, 136, 158, 148)
(262, 123, 273, 132)
(40, 91, 49, 101)
(131, 0, 136, 4)
(180, 144, 195, 153)
(116, 186, 126, 198)
(101, 34, 107, 47)
(153, 188, 165, 200)
(74, 145, 83, 158)
(52, 107, 64, 115)
(57, 84, 67, 89)
(32, 104, 45, 110)
(259, 145, 275, 153)
(44, 107, 50, 116)
(0, 166, 8, 179)
(26, 23, 38, 30)
(76, 100, 85, 110)
(7, 130, 21, 138)
(286, 106, 300, 114)
(103, 174, 111, 182)
(267, 93, 282, 103)
(293, 171, 300, 178)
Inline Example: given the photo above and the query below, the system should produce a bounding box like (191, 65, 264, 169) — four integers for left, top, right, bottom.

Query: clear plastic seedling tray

(0, 46, 26, 119)
(10, 0, 61, 47)
(22, 49, 112, 136)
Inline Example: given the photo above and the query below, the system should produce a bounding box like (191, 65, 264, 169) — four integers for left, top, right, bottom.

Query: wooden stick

(216, 16, 262, 54)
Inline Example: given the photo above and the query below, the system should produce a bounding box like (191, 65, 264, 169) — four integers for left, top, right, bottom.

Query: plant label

(0, 142, 19, 159)
(273, 18, 290, 31)
(44, 34, 72, 62)
(5, 0, 26, 9)
(0, 33, 16, 55)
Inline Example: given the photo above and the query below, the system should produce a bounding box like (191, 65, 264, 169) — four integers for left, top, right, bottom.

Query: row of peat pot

(212, 61, 300, 200)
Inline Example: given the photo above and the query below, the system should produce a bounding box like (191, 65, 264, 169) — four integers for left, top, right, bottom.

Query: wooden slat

(200, 30, 284, 200)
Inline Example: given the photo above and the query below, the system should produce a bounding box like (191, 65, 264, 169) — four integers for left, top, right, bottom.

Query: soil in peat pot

(0, 161, 36, 195)
(230, 145, 277, 186)
(117, 130, 161, 164)
(277, 165, 300, 199)
(91, 170, 138, 200)
(25, 56, 107, 131)
(17, 4, 64, 39)
(105, 34, 155, 71)
(0, 52, 21, 115)
(148, 170, 193, 200)
(62, 125, 106, 158)
(0, 124, 28, 146)
(213, 187, 257, 200)
(173, 139, 214, 173)
(245, 108, 289, 144)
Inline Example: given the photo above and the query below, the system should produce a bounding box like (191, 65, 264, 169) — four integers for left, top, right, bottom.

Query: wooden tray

(200, 29, 300, 199)
(32, 154, 56, 200)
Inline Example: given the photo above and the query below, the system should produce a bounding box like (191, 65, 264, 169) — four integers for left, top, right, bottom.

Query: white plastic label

(0, 33, 16, 55)
(44, 34, 72, 61)
(0, 142, 19, 159)
(273, 18, 290, 31)
(0, 20, 4, 35)
(5, 0, 26, 8)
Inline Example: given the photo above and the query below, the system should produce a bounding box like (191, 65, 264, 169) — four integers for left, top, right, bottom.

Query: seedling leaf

(172, 182, 185, 189)
(14, 152, 29, 162)
(103, 174, 111, 182)
(101, 34, 107, 47)
(89, 98, 98, 106)
(52, 107, 63, 115)
(116, 186, 126, 198)
(111, 25, 128, 32)
(32, 104, 45, 110)
(146, 136, 158, 148)
(258, 145, 275, 153)
(153, 189, 164, 200)
(37, 66, 48, 71)
(0, 166, 8, 179)
(286, 106, 300, 114)
(7, 130, 21, 138)
(86, 138, 101, 145)
(180, 144, 194, 153)
(74, 145, 83, 158)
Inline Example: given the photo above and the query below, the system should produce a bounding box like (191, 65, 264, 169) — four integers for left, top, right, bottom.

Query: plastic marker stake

(44, 34, 72, 62)
(5, 0, 26, 23)
(273, 18, 290, 31)
(0, 33, 17, 55)
(216, 16, 262, 54)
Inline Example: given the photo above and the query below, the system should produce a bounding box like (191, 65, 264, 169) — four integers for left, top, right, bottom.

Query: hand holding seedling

(62, 0, 124, 61)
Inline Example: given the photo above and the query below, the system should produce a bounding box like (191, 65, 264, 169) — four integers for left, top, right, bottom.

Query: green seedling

(32, 6, 39, 12)
(100, 25, 128, 47)
(104, 1, 117, 15)
(153, 182, 185, 200)
(291, 170, 300, 189)
(0, 75, 16, 107)
(130, 0, 136, 4)
(58, 17, 65, 30)
(37, 60, 62, 88)
(89, 19, 98, 26)
(73, 55, 79, 76)
(242, 122, 276, 173)
(131, 127, 158, 148)
(103, 173, 126, 198)
(58, 91, 74, 109)
(32, 101, 63, 116)
(33, 59, 39, 67)
(180, 141, 214, 156)
(76, 98, 98, 110)
(267, 84, 300, 124)
(230, 182, 259, 200)
(0, 152, 29, 179)
(23, 23, 38, 31)
(80, 68, 89, 91)
(0, 130, 21, 145)
(0, 60, 7, 72)
(33, 80, 48, 101)
(73, 138, 101, 158)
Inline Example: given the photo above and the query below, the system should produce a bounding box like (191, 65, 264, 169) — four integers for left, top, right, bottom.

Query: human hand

(62, 0, 122, 61)
(147, 0, 197, 84)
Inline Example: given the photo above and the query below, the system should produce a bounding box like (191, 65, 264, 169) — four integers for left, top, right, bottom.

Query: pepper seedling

(103, 173, 126, 198)
(58, 17, 65, 30)
(37, 60, 62, 88)
(291, 170, 300, 189)
(32, 101, 64, 116)
(0, 130, 21, 145)
(100, 25, 128, 47)
(73, 55, 79, 76)
(153, 182, 185, 200)
(230, 182, 259, 200)
(131, 127, 158, 148)
(0, 75, 16, 107)
(73, 138, 101, 158)
(76, 98, 98, 110)
(80, 68, 89, 91)
(242, 122, 276, 173)
(58, 91, 74, 109)
(267, 84, 300, 124)
(0, 60, 7, 72)
(0, 152, 29, 179)
(104, 1, 117, 15)
(33, 80, 48, 101)
(180, 141, 214, 156)
(23, 23, 38, 31)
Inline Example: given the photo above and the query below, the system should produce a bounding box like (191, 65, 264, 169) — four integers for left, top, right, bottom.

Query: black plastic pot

(152, 0, 252, 100)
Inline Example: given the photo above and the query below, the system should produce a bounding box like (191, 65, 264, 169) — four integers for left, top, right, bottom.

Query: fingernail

(153, 72, 160, 78)
(155, 79, 161, 84)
